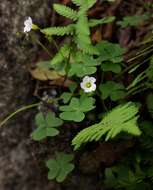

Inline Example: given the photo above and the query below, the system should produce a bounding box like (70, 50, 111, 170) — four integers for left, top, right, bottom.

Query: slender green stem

(126, 87, 148, 98)
(0, 103, 40, 128)
(113, 56, 151, 80)
(30, 34, 53, 58)
(127, 48, 153, 63)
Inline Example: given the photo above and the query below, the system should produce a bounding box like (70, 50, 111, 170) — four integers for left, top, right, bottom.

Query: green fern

(71, 0, 82, 6)
(53, 4, 78, 21)
(75, 4, 99, 54)
(72, 102, 141, 150)
(42, 25, 74, 36)
(89, 16, 116, 27)
(72, 0, 96, 8)
(41, 0, 115, 54)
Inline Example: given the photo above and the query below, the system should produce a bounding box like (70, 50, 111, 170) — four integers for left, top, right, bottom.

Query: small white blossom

(80, 76, 96, 93)
(24, 17, 33, 33)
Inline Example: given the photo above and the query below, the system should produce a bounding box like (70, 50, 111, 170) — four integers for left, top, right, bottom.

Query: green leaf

(59, 96, 95, 122)
(96, 41, 126, 63)
(61, 92, 72, 104)
(99, 81, 126, 101)
(146, 93, 153, 118)
(46, 159, 60, 180)
(72, 0, 96, 8)
(32, 112, 63, 141)
(35, 112, 45, 127)
(53, 4, 78, 21)
(72, 102, 141, 150)
(46, 152, 74, 182)
(104, 168, 117, 187)
(117, 13, 150, 28)
(60, 111, 85, 122)
(89, 16, 115, 27)
(41, 25, 74, 36)
(101, 62, 122, 73)
(46, 112, 63, 127)
(68, 53, 100, 77)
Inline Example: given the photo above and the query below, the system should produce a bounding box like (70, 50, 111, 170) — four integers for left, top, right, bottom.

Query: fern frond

(72, 0, 96, 9)
(82, 44, 99, 55)
(89, 16, 116, 27)
(41, 25, 74, 36)
(72, 102, 141, 150)
(51, 44, 70, 66)
(86, 0, 97, 9)
(75, 9, 93, 53)
(53, 4, 78, 21)
(71, 0, 81, 6)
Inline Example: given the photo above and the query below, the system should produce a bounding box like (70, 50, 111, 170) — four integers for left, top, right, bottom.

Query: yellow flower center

(85, 82, 92, 88)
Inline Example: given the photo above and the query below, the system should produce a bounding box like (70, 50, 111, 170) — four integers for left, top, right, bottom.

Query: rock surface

(0, 0, 53, 189)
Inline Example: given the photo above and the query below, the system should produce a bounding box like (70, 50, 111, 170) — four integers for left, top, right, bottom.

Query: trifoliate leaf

(59, 96, 95, 122)
(32, 112, 63, 141)
(61, 92, 72, 104)
(101, 62, 122, 73)
(46, 152, 74, 182)
(96, 41, 126, 63)
(68, 53, 100, 77)
(99, 81, 126, 101)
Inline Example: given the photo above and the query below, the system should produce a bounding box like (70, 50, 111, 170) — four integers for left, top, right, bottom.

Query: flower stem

(0, 103, 40, 128)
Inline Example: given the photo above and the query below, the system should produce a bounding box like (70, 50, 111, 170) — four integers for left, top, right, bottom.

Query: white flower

(80, 76, 96, 93)
(24, 17, 33, 33)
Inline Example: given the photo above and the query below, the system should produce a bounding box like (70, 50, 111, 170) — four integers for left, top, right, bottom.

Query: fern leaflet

(72, 102, 141, 150)
(89, 16, 115, 27)
(41, 25, 74, 36)
(53, 4, 78, 21)
(72, 0, 96, 8)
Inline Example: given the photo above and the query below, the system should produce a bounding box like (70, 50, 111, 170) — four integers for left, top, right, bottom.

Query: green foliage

(96, 41, 126, 63)
(89, 16, 115, 27)
(104, 165, 148, 190)
(68, 52, 100, 77)
(101, 62, 122, 73)
(117, 14, 150, 28)
(32, 112, 63, 141)
(146, 93, 153, 118)
(46, 152, 74, 182)
(41, 1, 115, 54)
(61, 92, 72, 104)
(72, 102, 141, 150)
(60, 95, 95, 122)
(99, 81, 126, 101)
(53, 4, 78, 21)
(42, 25, 74, 36)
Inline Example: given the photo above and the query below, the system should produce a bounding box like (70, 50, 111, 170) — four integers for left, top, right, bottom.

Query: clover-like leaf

(61, 92, 72, 104)
(32, 112, 63, 141)
(68, 53, 100, 77)
(99, 81, 126, 101)
(46, 152, 74, 182)
(96, 41, 126, 63)
(59, 96, 95, 122)
(101, 62, 122, 73)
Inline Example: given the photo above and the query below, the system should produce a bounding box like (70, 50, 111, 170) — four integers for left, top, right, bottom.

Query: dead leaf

(92, 29, 102, 43)
(29, 67, 61, 81)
